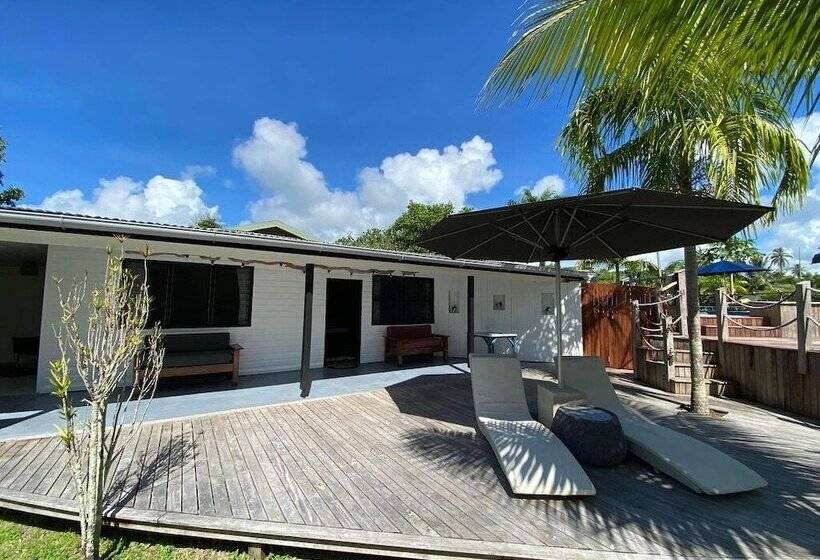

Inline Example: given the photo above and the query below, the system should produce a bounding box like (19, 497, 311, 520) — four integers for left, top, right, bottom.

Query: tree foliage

(559, 63, 809, 222)
(336, 201, 466, 253)
(506, 186, 561, 206)
(558, 61, 809, 415)
(191, 213, 222, 229)
(0, 136, 24, 207)
(768, 247, 792, 273)
(698, 237, 765, 266)
(482, 0, 819, 116)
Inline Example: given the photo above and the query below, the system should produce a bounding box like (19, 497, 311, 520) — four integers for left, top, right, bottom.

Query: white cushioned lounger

(561, 356, 767, 495)
(469, 354, 595, 497)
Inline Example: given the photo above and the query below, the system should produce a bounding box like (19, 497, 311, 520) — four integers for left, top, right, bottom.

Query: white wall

(37, 245, 107, 392)
(474, 273, 582, 360)
(15, 230, 583, 393)
(0, 265, 45, 363)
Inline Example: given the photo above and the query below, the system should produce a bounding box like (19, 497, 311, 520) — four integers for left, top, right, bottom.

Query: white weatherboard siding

(2, 230, 582, 393)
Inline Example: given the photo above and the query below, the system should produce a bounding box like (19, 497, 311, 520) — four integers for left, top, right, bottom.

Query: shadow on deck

(0, 368, 816, 559)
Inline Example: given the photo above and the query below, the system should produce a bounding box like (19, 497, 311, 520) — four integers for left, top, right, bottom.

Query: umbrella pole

(555, 259, 563, 384)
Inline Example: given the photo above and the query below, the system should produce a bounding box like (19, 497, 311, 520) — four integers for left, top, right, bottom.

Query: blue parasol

(697, 260, 768, 276)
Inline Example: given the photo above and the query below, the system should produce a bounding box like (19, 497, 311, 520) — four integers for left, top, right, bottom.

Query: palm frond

(482, 0, 820, 110)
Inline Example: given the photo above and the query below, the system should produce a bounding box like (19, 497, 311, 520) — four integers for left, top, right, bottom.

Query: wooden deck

(0, 372, 817, 559)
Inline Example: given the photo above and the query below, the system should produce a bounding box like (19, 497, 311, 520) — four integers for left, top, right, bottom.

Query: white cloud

(515, 174, 566, 198)
(180, 164, 216, 180)
(759, 185, 820, 263)
(234, 117, 502, 240)
(792, 112, 819, 168)
(35, 175, 218, 226)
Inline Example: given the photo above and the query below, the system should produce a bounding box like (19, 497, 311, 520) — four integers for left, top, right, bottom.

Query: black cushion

(162, 333, 230, 353)
(551, 405, 627, 467)
(163, 350, 233, 368)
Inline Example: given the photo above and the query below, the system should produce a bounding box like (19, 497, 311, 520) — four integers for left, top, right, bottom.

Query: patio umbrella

(813, 249, 820, 265)
(418, 188, 771, 382)
(697, 260, 768, 295)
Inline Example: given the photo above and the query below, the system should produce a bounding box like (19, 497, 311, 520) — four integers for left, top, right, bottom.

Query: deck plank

(189, 419, 212, 516)
(227, 410, 285, 523)
(0, 371, 817, 560)
(133, 423, 160, 510)
(165, 421, 183, 513)
(256, 406, 345, 528)
(339, 390, 589, 549)
(210, 415, 253, 520)
(199, 416, 233, 518)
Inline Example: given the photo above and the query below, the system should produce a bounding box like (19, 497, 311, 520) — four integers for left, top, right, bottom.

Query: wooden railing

(715, 281, 815, 374)
(631, 271, 685, 381)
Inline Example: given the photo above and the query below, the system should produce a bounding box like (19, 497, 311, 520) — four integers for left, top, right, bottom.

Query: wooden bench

(385, 325, 448, 365)
(138, 333, 243, 387)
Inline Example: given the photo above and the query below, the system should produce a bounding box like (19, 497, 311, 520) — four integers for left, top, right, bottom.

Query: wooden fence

(702, 338, 820, 419)
(582, 283, 656, 369)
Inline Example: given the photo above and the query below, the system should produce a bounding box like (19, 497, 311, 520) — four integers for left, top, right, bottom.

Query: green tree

(482, 1, 818, 119)
(579, 257, 660, 286)
(507, 187, 561, 206)
(699, 237, 765, 266)
(578, 258, 626, 284)
(0, 186, 23, 207)
(191, 213, 221, 229)
(336, 201, 465, 253)
(558, 65, 809, 415)
(0, 137, 24, 207)
(336, 227, 401, 251)
(768, 247, 792, 273)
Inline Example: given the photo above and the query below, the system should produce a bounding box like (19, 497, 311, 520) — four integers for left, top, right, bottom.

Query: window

(372, 275, 434, 325)
(124, 260, 253, 328)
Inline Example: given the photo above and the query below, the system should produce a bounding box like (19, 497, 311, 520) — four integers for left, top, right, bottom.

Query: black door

(324, 279, 362, 368)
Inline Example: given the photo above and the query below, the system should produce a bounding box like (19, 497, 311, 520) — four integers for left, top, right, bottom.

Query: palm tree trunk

(614, 262, 621, 284)
(684, 246, 709, 414)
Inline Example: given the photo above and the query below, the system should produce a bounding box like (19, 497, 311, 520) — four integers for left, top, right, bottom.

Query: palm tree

(768, 247, 792, 273)
(559, 65, 809, 414)
(507, 186, 561, 206)
(578, 258, 626, 284)
(482, 1, 819, 118)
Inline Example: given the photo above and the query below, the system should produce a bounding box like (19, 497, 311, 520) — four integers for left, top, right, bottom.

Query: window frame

(124, 259, 254, 329)
(371, 275, 435, 326)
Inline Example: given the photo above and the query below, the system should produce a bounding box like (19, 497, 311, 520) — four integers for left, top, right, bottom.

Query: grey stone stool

(551, 405, 627, 467)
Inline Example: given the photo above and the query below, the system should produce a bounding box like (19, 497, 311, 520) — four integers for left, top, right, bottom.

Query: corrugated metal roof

(0, 206, 586, 279)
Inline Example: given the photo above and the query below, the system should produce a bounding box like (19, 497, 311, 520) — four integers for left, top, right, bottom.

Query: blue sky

(2, 2, 817, 263)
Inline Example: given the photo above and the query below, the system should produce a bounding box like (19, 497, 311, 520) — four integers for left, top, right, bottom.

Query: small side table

(473, 332, 518, 354)
(537, 381, 585, 428)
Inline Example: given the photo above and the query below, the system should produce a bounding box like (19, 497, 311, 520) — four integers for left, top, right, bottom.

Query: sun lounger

(560, 356, 766, 495)
(469, 354, 595, 496)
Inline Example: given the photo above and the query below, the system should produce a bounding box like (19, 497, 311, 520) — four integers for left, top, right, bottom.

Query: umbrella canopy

(698, 260, 768, 276)
(813, 250, 820, 265)
(418, 189, 771, 381)
(419, 189, 771, 262)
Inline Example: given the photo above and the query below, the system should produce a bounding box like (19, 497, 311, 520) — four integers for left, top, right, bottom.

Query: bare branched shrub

(50, 242, 163, 560)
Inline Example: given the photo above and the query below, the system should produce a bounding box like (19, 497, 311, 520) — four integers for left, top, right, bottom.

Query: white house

(0, 207, 584, 395)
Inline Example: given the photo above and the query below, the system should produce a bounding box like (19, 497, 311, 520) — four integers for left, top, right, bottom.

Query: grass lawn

(0, 510, 308, 560)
